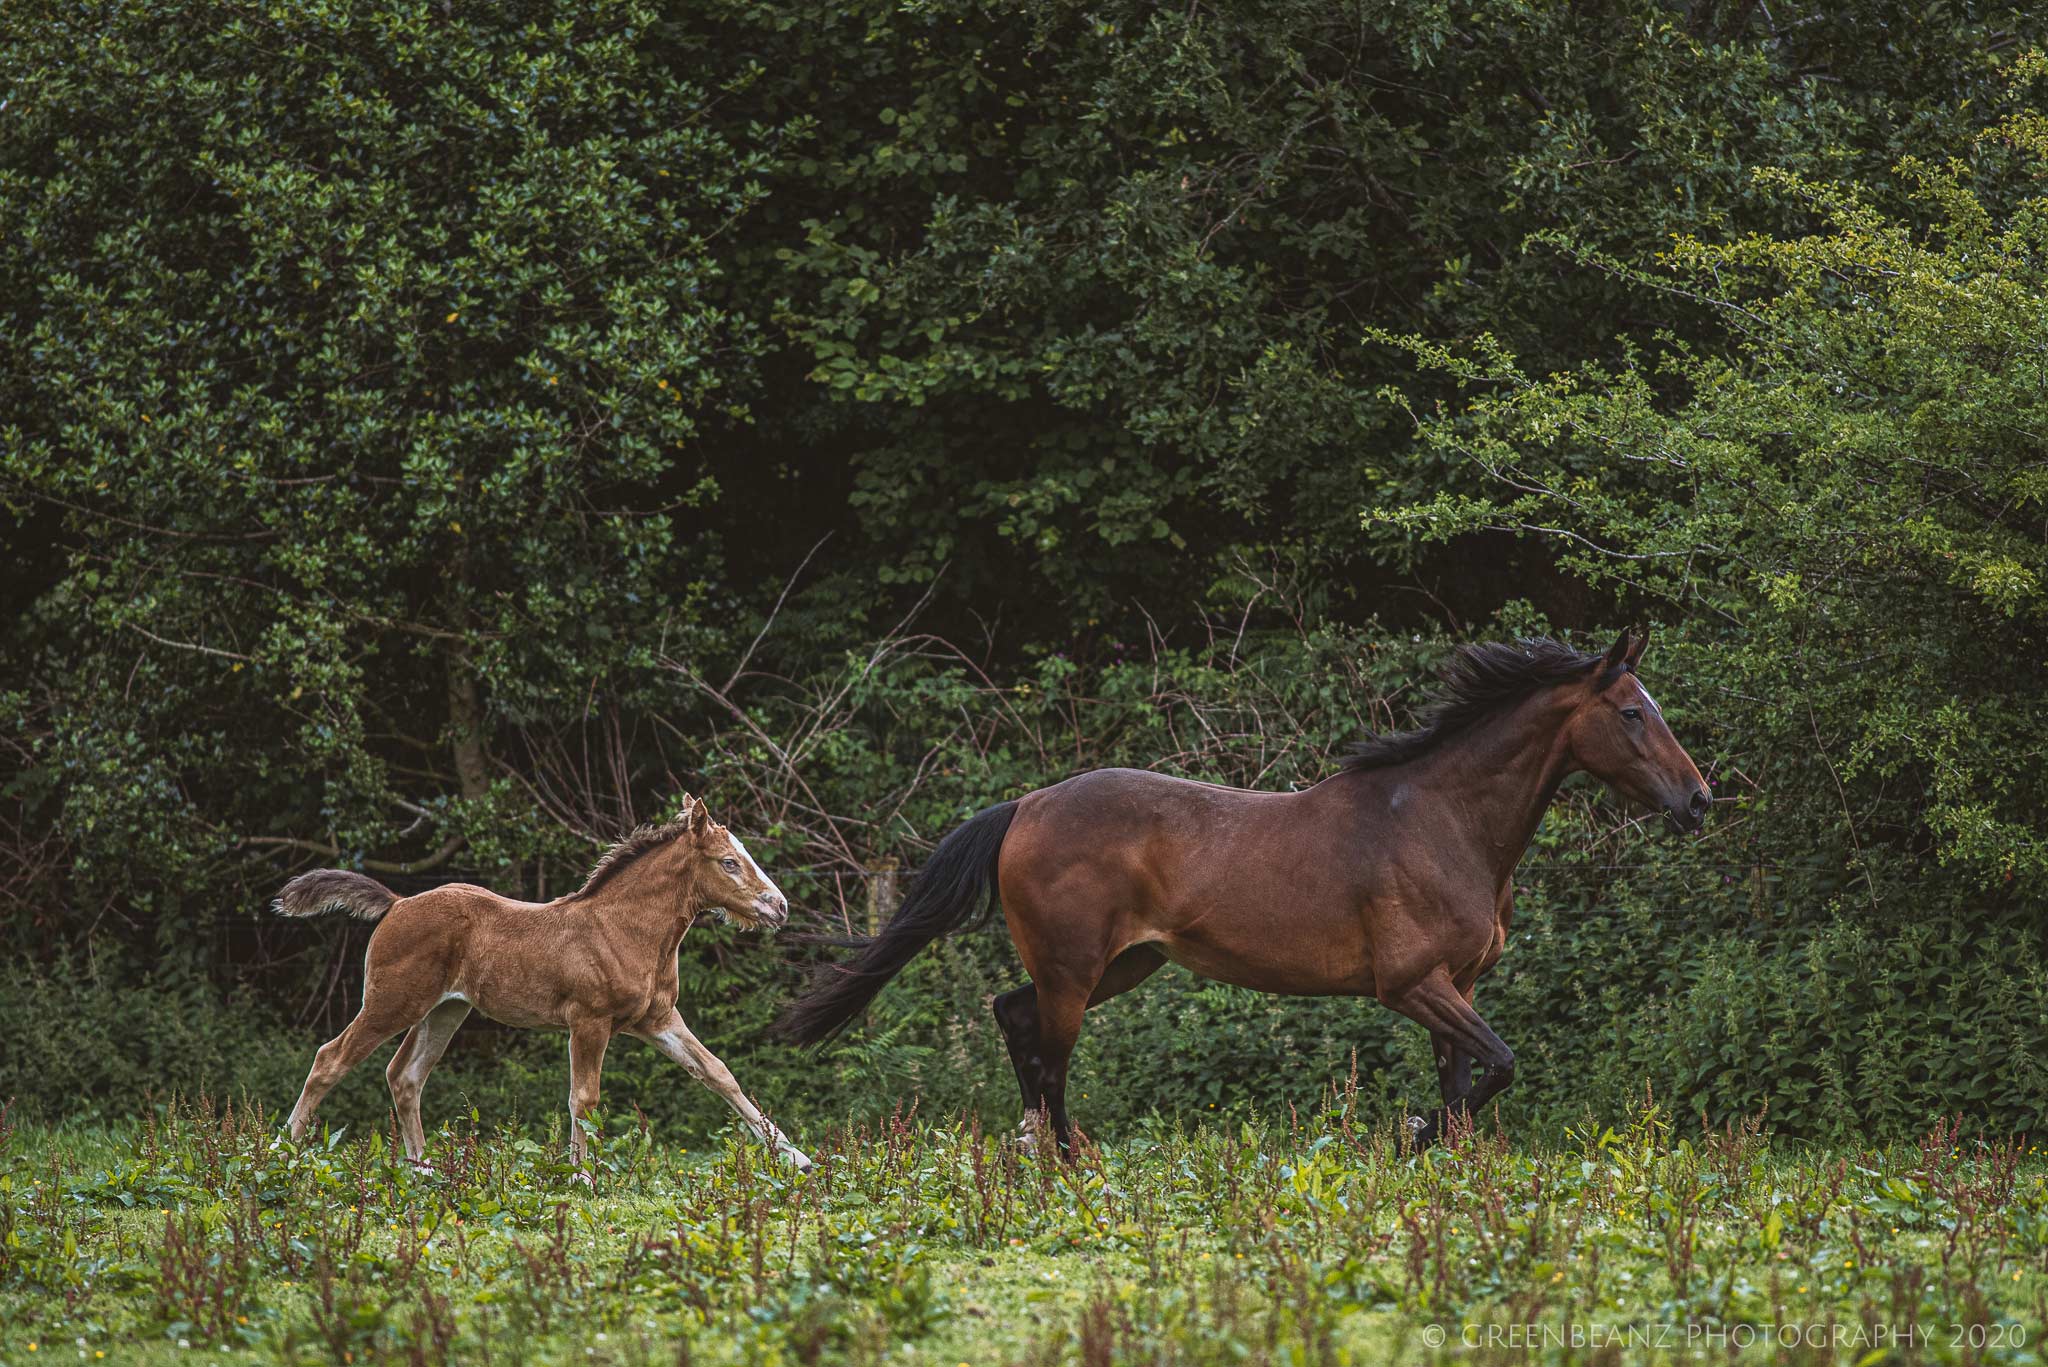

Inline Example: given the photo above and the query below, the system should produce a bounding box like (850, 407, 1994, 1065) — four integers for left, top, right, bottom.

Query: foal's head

(1564, 630, 1712, 834)
(676, 800, 791, 928)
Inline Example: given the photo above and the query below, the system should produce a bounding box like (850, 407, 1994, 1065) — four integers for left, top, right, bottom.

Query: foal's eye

(1620, 707, 1642, 722)
(719, 857, 740, 873)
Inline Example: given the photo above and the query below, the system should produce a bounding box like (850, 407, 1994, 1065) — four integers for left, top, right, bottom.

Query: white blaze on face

(1635, 679, 1664, 720)
(729, 831, 783, 905)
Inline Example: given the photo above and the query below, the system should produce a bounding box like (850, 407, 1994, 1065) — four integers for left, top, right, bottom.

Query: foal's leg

(566, 1020, 612, 1170)
(385, 999, 471, 1163)
(1386, 968, 1515, 1147)
(636, 1010, 812, 1170)
(288, 999, 417, 1142)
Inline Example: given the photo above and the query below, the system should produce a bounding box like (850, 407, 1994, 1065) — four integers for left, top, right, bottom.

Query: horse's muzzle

(750, 894, 789, 929)
(1663, 786, 1712, 835)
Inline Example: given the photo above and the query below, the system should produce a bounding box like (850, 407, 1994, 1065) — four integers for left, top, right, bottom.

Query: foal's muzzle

(750, 893, 789, 929)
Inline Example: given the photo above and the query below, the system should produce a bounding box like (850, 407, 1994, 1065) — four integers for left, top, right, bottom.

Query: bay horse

(778, 632, 1710, 1150)
(277, 796, 812, 1170)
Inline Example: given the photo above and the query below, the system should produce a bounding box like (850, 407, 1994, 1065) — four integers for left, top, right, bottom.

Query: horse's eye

(719, 857, 739, 872)
(1620, 707, 1642, 722)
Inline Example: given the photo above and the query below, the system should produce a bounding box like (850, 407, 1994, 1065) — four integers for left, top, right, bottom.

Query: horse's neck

(1415, 692, 1578, 884)
(569, 855, 697, 955)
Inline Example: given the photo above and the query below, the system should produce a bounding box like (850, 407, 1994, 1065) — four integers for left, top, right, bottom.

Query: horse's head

(1564, 630, 1712, 834)
(677, 799, 789, 928)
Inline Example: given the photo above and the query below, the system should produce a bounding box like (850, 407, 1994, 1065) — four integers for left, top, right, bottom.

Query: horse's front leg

(1388, 968, 1515, 1147)
(637, 1010, 812, 1170)
(566, 1020, 612, 1174)
(1410, 1032, 1478, 1148)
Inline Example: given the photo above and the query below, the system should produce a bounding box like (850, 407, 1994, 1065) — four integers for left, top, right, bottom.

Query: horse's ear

(679, 794, 707, 831)
(1601, 630, 1634, 676)
(1624, 626, 1649, 670)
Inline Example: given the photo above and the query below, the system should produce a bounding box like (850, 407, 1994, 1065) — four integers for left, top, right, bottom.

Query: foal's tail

(775, 800, 1018, 1046)
(273, 869, 398, 922)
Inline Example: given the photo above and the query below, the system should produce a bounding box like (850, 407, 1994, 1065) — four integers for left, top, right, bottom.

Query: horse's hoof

(1405, 1115, 1434, 1147)
(783, 1148, 815, 1172)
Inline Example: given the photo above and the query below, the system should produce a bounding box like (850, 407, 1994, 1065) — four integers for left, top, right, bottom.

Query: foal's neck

(1416, 690, 1578, 885)
(569, 847, 700, 948)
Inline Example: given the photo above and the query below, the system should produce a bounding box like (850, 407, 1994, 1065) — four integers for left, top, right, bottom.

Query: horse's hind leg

(1089, 945, 1167, 1007)
(991, 984, 1044, 1121)
(1027, 982, 1090, 1153)
(998, 946, 1163, 1152)
(386, 999, 471, 1163)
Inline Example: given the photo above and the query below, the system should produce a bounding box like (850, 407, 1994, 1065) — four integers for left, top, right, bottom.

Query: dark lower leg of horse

(1030, 985, 1089, 1157)
(991, 984, 1044, 1117)
(1389, 972, 1515, 1148)
(1413, 1034, 1476, 1148)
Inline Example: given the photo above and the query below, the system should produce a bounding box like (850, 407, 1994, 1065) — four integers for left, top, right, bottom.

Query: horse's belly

(1158, 933, 1372, 997)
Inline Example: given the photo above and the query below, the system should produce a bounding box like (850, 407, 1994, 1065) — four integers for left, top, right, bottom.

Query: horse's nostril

(1689, 789, 1711, 818)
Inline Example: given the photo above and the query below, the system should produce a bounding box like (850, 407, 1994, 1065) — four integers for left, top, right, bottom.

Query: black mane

(567, 805, 697, 900)
(1338, 637, 1613, 773)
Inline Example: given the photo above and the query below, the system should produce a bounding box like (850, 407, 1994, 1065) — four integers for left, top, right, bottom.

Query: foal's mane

(1338, 637, 1613, 774)
(568, 809, 704, 900)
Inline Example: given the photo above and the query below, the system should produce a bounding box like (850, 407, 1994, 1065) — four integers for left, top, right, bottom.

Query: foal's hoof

(781, 1147, 815, 1172)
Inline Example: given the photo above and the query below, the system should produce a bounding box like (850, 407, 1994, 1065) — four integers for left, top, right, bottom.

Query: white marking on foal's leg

(391, 999, 471, 1165)
(649, 1023, 813, 1170)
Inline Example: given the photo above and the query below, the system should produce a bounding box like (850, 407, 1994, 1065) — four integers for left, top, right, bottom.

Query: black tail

(775, 800, 1018, 1046)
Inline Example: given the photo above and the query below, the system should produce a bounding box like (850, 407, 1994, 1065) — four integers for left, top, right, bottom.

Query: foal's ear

(675, 791, 708, 836)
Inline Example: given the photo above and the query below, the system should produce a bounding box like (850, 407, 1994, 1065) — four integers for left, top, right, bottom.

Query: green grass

(1, 1092, 2044, 1365)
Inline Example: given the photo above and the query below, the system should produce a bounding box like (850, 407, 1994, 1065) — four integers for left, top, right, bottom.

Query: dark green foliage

(2, 1, 2041, 1143)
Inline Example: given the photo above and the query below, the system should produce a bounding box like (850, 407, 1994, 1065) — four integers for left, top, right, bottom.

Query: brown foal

(780, 632, 1710, 1150)
(278, 797, 811, 1170)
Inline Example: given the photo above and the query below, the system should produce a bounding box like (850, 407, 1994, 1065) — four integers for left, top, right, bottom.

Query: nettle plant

(1372, 56, 2048, 908)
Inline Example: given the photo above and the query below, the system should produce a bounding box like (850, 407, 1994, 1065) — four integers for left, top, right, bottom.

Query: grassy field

(0, 1092, 2043, 1365)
